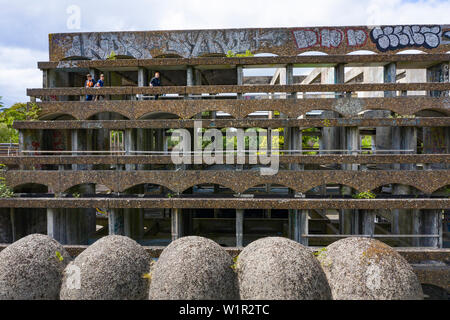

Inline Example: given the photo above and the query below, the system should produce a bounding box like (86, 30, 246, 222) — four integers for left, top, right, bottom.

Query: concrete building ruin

(0, 25, 449, 290)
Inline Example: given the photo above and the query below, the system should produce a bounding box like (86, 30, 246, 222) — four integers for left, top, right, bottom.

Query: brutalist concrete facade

(0, 25, 449, 288)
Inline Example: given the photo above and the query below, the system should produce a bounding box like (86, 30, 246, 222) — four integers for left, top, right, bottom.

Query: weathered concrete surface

(2, 170, 448, 194)
(0, 198, 449, 210)
(237, 237, 331, 300)
(0, 234, 71, 300)
(1, 154, 449, 165)
(49, 25, 450, 61)
(149, 236, 239, 300)
(317, 237, 424, 300)
(0, 243, 446, 290)
(34, 96, 450, 120)
(26, 82, 450, 97)
(36, 53, 450, 70)
(12, 118, 450, 130)
(60, 235, 150, 300)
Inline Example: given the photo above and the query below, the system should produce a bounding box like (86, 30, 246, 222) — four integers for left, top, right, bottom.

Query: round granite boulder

(60, 235, 150, 300)
(0, 234, 71, 300)
(236, 237, 332, 300)
(317, 237, 423, 300)
(149, 236, 239, 300)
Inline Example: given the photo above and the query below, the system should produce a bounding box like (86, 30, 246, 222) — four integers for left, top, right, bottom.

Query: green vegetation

(55, 251, 64, 262)
(352, 191, 376, 199)
(0, 101, 41, 143)
(226, 50, 254, 58)
(0, 164, 13, 198)
(106, 50, 117, 60)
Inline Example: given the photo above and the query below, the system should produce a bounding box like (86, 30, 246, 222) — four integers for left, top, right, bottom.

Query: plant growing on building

(352, 191, 376, 199)
(106, 51, 117, 60)
(0, 165, 14, 198)
(226, 50, 254, 58)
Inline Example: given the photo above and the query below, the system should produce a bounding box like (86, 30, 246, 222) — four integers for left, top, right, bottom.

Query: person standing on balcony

(94, 74, 105, 101)
(85, 74, 96, 101)
(149, 71, 161, 100)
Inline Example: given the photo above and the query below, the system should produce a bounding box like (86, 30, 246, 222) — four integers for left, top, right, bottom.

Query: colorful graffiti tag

(370, 25, 442, 52)
(292, 27, 368, 50)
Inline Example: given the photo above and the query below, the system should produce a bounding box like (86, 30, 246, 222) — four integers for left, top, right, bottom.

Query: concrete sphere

(236, 237, 332, 300)
(317, 237, 423, 300)
(149, 236, 239, 300)
(0, 234, 71, 300)
(60, 235, 150, 300)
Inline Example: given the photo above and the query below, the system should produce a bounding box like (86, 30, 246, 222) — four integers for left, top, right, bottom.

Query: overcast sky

(0, 0, 449, 107)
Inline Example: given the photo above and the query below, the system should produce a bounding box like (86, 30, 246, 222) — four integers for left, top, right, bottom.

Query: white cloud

(1, 0, 449, 106)
(0, 47, 46, 107)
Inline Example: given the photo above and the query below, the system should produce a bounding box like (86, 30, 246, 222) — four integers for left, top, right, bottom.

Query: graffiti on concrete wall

(50, 25, 450, 61)
(370, 25, 442, 52)
(61, 33, 154, 60)
(164, 29, 288, 57)
(53, 29, 289, 60)
(292, 27, 368, 50)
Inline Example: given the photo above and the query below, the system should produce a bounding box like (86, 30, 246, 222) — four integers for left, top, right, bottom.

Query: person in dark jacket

(149, 71, 161, 100)
(94, 74, 105, 101)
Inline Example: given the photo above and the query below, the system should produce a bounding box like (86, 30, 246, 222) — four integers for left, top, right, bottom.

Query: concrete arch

(346, 50, 377, 55)
(413, 108, 450, 117)
(189, 110, 236, 119)
(138, 111, 181, 120)
(154, 53, 183, 59)
(253, 52, 279, 57)
(39, 113, 77, 121)
(297, 51, 328, 56)
(396, 49, 427, 55)
(61, 56, 91, 61)
(242, 183, 294, 194)
(198, 53, 227, 58)
(13, 183, 48, 194)
(190, 183, 234, 193)
(123, 183, 175, 194)
(87, 111, 130, 120)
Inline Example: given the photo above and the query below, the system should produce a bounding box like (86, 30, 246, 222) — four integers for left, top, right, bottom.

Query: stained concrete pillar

(375, 63, 395, 158)
(341, 126, 360, 234)
(108, 209, 125, 236)
(418, 62, 449, 247)
(171, 208, 183, 241)
(236, 209, 244, 247)
(124, 128, 136, 171)
(0, 208, 13, 243)
(237, 65, 244, 100)
(124, 209, 144, 240)
(138, 67, 148, 100)
(48, 184, 96, 245)
(391, 126, 417, 245)
(71, 129, 88, 170)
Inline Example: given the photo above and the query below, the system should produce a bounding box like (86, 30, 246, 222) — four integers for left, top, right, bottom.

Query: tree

(0, 102, 40, 143)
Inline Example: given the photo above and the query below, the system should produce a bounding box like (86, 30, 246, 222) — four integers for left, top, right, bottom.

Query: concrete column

(124, 128, 136, 170)
(124, 208, 144, 240)
(237, 65, 243, 100)
(171, 208, 183, 241)
(340, 126, 359, 234)
(48, 184, 96, 245)
(236, 209, 244, 247)
(108, 209, 125, 235)
(375, 63, 395, 158)
(419, 62, 449, 248)
(361, 210, 375, 236)
(138, 67, 148, 100)
(0, 208, 13, 243)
